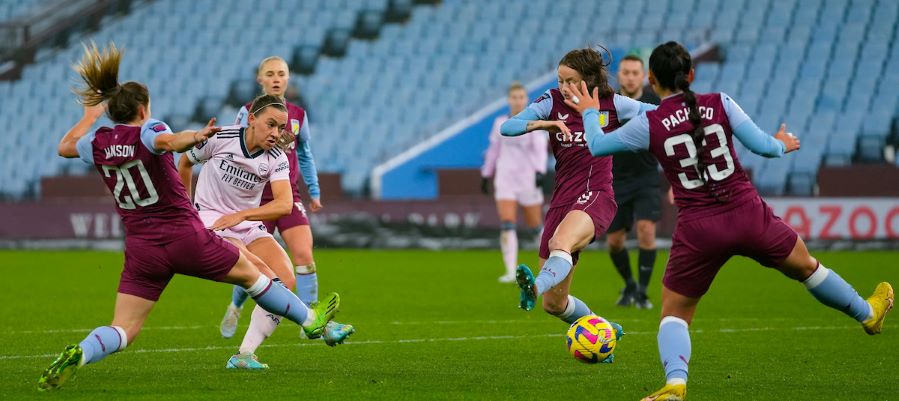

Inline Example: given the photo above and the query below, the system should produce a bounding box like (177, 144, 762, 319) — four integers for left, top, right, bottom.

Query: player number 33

(663, 123, 736, 189)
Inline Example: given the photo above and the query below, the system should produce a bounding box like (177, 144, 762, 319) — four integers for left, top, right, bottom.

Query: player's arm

(58, 103, 105, 158)
(295, 115, 322, 210)
(500, 90, 570, 137)
(208, 180, 292, 230)
(722, 93, 799, 156)
(613, 93, 658, 120)
(152, 118, 220, 154)
(565, 81, 649, 156)
(177, 154, 195, 198)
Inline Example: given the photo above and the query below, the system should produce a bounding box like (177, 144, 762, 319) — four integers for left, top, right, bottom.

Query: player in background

(220, 56, 353, 341)
(500, 47, 656, 350)
(179, 94, 352, 369)
(481, 81, 548, 283)
(607, 54, 662, 309)
(40, 43, 339, 390)
(570, 41, 894, 401)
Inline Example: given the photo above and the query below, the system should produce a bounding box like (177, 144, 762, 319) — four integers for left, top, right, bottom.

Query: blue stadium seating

(0, 0, 897, 198)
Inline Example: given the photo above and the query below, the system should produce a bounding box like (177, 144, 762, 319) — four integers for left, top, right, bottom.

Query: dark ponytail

(650, 42, 707, 185)
(73, 41, 149, 124)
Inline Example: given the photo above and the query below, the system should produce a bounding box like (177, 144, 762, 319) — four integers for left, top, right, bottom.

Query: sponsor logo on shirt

(275, 161, 289, 173)
(150, 122, 167, 132)
(557, 112, 569, 120)
(576, 191, 593, 205)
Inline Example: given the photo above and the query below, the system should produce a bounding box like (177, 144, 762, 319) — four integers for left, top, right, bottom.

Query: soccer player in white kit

(481, 82, 549, 283)
(178, 95, 349, 369)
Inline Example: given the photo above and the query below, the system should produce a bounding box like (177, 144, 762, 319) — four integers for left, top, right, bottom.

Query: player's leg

(641, 286, 698, 401)
(39, 293, 154, 391)
(634, 219, 658, 309)
(220, 237, 272, 339)
(533, 210, 595, 296)
(607, 227, 636, 307)
(219, 249, 338, 339)
(496, 199, 519, 283)
(231, 236, 295, 367)
(521, 202, 543, 243)
(633, 186, 661, 309)
(776, 236, 893, 334)
(282, 224, 317, 303)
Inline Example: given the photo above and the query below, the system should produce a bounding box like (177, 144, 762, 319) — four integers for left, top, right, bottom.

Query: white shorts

(198, 210, 273, 246)
(494, 185, 544, 206)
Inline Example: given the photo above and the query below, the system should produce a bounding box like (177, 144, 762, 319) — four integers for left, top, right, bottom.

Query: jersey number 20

(663, 123, 736, 189)
(101, 160, 159, 209)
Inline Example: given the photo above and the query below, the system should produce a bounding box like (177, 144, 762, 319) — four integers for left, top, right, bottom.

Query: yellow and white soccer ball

(565, 314, 617, 364)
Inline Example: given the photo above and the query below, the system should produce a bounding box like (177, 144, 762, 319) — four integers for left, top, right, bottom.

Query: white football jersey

(187, 125, 290, 214)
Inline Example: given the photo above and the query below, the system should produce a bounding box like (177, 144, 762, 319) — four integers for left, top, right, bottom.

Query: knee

(636, 221, 656, 248)
(292, 248, 314, 266)
(606, 231, 625, 252)
(547, 235, 573, 253)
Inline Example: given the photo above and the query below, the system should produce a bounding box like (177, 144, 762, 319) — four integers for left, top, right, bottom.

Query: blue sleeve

(75, 130, 97, 165)
(732, 120, 785, 158)
(584, 109, 650, 156)
(720, 92, 785, 158)
(296, 116, 320, 198)
(613, 94, 657, 120)
(140, 119, 174, 155)
(235, 106, 249, 127)
(500, 108, 540, 136)
(500, 90, 553, 136)
(720, 92, 751, 128)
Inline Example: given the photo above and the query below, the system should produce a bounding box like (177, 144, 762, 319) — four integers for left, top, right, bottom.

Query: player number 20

(663, 123, 736, 189)
(101, 160, 160, 209)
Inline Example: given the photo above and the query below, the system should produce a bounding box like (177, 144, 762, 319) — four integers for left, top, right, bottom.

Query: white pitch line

(0, 325, 859, 361)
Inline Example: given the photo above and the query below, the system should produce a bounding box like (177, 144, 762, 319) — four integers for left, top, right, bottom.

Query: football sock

(78, 326, 127, 366)
(803, 264, 873, 322)
(231, 285, 249, 308)
(638, 248, 656, 291)
(239, 305, 282, 354)
(534, 250, 573, 295)
(244, 275, 314, 327)
(500, 221, 518, 277)
(295, 264, 318, 305)
(558, 295, 593, 324)
(658, 316, 690, 383)
(609, 248, 635, 288)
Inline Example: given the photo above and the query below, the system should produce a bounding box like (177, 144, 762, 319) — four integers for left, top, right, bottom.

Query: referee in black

(607, 54, 661, 309)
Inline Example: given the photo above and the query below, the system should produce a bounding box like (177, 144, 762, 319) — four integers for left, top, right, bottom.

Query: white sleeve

(270, 151, 290, 182)
(186, 137, 214, 164)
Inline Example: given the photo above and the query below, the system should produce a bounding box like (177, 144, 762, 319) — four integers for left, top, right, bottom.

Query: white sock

(500, 229, 518, 276)
(238, 305, 281, 354)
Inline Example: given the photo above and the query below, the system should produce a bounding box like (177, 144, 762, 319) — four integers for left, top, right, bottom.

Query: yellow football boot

(862, 282, 894, 335)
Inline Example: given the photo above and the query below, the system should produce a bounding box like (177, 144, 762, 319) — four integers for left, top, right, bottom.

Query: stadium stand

(0, 0, 897, 199)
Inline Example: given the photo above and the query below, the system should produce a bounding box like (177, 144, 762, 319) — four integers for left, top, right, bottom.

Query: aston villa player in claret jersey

(571, 41, 893, 401)
(40, 43, 338, 391)
(500, 47, 657, 358)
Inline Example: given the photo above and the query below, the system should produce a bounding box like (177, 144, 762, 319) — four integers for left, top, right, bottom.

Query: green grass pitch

(1, 249, 897, 400)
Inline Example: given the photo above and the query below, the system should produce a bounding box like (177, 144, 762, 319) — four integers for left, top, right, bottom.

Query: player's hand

(209, 212, 245, 231)
(539, 120, 571, 136)
(774, 123, 800, 153)
(195, 118, 221, 143)
(563, 81, 600, 114)
(309, 198, 323, 212)
(277, 127, 295, 150)
(480, 177, 490, 195)
(83, 103, 106, 121)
